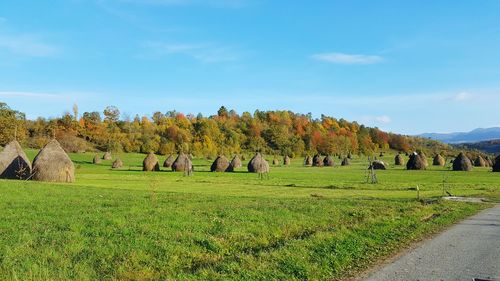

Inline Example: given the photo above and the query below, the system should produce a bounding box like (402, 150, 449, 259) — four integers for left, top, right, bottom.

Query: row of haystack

(209, 153, 270, 173)
(395, 151, 499, 171)
(304, 154, 351, 167)
(141, 152, 194, 173)
(0, 139, 75, 182)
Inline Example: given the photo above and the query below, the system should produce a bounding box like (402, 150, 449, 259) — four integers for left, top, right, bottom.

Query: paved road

(362, 205, 500, 281)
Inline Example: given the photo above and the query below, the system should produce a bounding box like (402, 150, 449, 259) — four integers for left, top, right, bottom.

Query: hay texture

(247, 153, 269, 173)
(394, 154, 405, 166)
(211, 155, 230, 172)
(163, 155, 175, 168)
(112, 158, 123, 169)
(0, 140, 32, 180)
(172, 153, 193, 172)
(312, 154, 323, 167)
(452, 153, 472, 171)
(32, 139, 75, 183)
(323, 156, 334, 166)
(143, 153, 160, 171)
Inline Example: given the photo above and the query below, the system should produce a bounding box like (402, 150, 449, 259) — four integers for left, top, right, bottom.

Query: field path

(361, 205, 500, 281)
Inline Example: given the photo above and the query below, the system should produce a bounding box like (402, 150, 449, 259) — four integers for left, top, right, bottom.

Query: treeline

(0, 102, 454, 157)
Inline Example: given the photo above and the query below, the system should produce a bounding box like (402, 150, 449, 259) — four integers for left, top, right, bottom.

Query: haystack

(485, 156, 493, 167)
(312, 154, 323, 167)
(211, 155, 230, 172)
(102, 152, 112, 160)
(283, 155, 291, 166)
(112, 158, 123, 169)
(163, 155, 175, 168)
(394, 154, 404, 166)
(273, 158, 280, 166)
(93, 155, 102, 164)
(433, 154, 445, 166)
(493, 155, 500, 172)
(32, 139, 75, 182)
(341, 157, 350, 166)
(474, 156, 486, 167)
(419, 152, 429, 168)
(347, 153, 352, 159)
(452, 153, 472, 171)
(230, 155, 242, 169)
(172, 153, 193, 172)
(247, 153, 269, 173)
(304, 155, 313, 166)
(406, 152, 427, 170)
(0, 140, 32, 180)
(323, 155, 334, 166)
(143, 153, 160, 171)
(369, 160, 387, 170)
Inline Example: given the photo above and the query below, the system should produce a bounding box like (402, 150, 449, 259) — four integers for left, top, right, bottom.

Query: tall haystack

(32, 139, 75, 182)
(172, 153, 193, 172)
(272, 158, 280, 166)
(312, 154, 323, 167)
(474, 156, 486, 167)
(143, 153, 160, 171)
(485, 156, 493, 167)
(102, 152, 112, 160)
(93, 155, 102, 164)
(323, 155, 334, 166)
(433, 154, 445, 166)
(247, 153, 269, 173)
(406, 152, 427, 170)
(341, 157, 350, 166)
(230, 155, 242, 169)
(394, 154, 404, 166)
(452, 153, 472, 171)
(211, 155, 230, 172)
(419, 152, 429, 168)
(0, 140, 32, 180)
(163, 155, 175, 168)
(112, 158, 123, 169)
(492, 155, 500, 172)
(369, 160, 387, 170)
(283, 155, 291, 166)
(226, 155, 241, 172)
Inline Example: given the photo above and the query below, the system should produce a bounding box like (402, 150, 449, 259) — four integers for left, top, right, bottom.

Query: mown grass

(0, 151, 498, 280)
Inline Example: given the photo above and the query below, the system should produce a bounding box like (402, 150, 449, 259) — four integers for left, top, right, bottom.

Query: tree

(0, 102, 27, 145)
(103, 106, 120, 124)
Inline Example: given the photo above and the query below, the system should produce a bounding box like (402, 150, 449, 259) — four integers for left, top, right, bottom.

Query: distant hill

(418, 127, 500, 144)
(453, 139, 500, 154)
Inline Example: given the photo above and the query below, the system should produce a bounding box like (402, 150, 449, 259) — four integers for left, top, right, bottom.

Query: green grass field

(0, 151, 498, 280)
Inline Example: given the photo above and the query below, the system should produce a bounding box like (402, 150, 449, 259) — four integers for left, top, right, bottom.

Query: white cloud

(0, 33, 60, 58)
(375, 115, 391, 123)
(452, 91, 472, 102)
(312, 52, 383, 65)
(141, 41, 240, 63)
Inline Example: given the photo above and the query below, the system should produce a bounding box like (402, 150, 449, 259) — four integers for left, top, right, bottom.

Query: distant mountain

(418, 127, 500, 144)
(454, 139, 500, 154)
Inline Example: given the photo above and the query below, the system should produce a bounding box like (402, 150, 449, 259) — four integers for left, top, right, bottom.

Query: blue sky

(1, 0, 499, 134)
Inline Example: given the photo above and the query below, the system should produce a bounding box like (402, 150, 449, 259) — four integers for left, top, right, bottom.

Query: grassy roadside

(0, 151, 497, 280)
